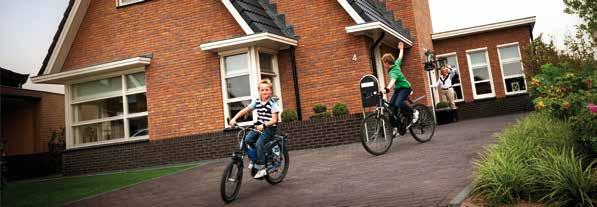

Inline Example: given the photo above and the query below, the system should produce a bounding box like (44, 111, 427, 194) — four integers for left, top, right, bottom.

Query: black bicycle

(220, 125, 289, 203)
(360, 91, 436, 155)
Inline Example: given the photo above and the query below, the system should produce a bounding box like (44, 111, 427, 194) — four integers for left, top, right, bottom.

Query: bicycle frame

(372, 91, 426, 125)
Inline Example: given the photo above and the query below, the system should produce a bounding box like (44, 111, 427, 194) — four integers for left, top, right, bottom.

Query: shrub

(281, 110, 298, 122)
(313, 104, 327, 113)
(471, 112, 576, 205)
(534, 148, 597, 207)
(332, 103, 349, 116)
(435, 101, 448, 109)
(569, 108, 597, 157)
(310, 112, 331, 119)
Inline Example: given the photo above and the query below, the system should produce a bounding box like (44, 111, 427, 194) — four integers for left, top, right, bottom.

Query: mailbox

(359, 75, 380, 108)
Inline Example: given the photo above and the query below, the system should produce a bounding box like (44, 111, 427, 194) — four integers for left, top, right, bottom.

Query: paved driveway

(65, 113, 526, 207)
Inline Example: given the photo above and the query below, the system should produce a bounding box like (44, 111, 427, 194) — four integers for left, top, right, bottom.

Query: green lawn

(1, 164, 199, 207)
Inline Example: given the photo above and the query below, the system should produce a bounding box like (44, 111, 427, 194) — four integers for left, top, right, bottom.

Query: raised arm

(397, 42, 404, 61)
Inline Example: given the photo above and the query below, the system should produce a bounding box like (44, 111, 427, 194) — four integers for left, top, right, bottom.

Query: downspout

(370, 32, 385, 77)
(290, 46, 302, 120)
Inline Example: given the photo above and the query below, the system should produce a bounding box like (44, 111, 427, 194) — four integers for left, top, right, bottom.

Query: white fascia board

(200, 33, 298, 52)
(337, 0, 365, 24)
(32, 57, 151, 84)
(44, 0, 91, 75)
(345, 22, 413, 46)
(432, 16, 536, 41)
(221, 0, 255, 35)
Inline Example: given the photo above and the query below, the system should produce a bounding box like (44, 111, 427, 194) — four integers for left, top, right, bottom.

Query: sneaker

(412, 110, 420, 124)
(392, 128, 398, 137)
(254, 168, 267, 179)
(248, 162, 253, 169)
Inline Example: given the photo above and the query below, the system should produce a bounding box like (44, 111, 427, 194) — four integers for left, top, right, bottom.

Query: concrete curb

(449, 183, 473, 207)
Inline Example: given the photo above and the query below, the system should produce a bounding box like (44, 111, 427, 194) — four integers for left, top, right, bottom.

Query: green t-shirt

(388, 58, 411, 89)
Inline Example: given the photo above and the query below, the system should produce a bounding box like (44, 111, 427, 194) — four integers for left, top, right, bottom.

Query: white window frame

(219, 47, 283, 128)
(436, 52, 465, 102)
(466, 47, 496, 99)
(65, 68, 148, 149)
(117, 0, 147, 7)
(497, 42, 527, 95)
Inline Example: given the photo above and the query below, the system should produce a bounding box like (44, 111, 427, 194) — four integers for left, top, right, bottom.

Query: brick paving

(65, 113, 526, 207)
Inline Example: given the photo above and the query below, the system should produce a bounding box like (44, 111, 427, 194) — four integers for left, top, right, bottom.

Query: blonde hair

(381, 53, 395, 65)
(258, 79, 273, 90)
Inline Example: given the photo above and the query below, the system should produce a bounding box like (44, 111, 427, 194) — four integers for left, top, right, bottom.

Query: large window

(436, 53, 464, 102)
(497, 43, 527, 95)
(70, 72, 148, 146)
(220, 48, 283, 126)
(466, 48, 495, 99)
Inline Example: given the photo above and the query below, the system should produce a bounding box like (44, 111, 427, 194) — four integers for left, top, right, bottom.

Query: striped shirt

(248, 98, 280, 126)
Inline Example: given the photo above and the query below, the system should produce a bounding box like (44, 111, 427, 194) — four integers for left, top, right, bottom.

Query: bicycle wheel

(266, 145, 289, 185)
(409, 104, 436, 143)
(360, 112, 393, 155)
(220, 160, 243, 203)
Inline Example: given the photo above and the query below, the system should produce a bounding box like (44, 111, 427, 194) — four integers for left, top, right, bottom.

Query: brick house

(31, 0, 533, 174)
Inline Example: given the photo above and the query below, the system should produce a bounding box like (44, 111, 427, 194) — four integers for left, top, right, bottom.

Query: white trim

(432, 16, 536, 40)
(436, 52, 465, 102)
(117, 0, 145, 7)
(345, 22, 414, 46)
(221, 0, 254, 35)
(337, 0, 366, 24)
(70, 136, 148, 150)
(43, 0, 91, 75)
(466, 49, 496, 100)
(72, 116, 124, 127)
(32, 57, 151, 84)
(200, 33, 298, 52)
(497, 42, 521, 48)
(71, 93, 122, 105)
(496, 43, 528, 95)
(65, 85, 73, 149)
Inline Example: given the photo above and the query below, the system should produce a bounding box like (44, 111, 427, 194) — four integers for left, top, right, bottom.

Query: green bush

(281, 110, 298, 122)
(313, 104, 327, 113)
(332, 103, 349, 116)
(534, 148, 597, 207)
(435, 101, 448, 108)
(471, 112, 577, 205)
(310, 111, 331, 119)
(569, 108, 597, 157)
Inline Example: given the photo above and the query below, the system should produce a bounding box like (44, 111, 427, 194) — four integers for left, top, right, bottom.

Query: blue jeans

(244, 127, 277, 165)
(390, 88, 413, 118)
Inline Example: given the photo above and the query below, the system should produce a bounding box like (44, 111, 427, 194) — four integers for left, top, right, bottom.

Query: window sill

(66, 136, 149, 152)
(505, 91, 528, 96)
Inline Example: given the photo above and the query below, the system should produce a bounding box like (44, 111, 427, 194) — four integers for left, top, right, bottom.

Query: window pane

(226, 75, 250, 98)
(475, 82, 493, 95)
(74, 97, 123, 122)
(74, 120, 124, 144)
(502, 61, 523, 77)
(225, 53, 248, 74)
(453, 86, 463, 100)
(229, 100, 253, 123)
(259, 53, 273, 73)
(127, 93, 147, 114)
(73, 76, 122, 101)
(452, 73, 461, 84)
(469, 51, 487, 66)
(505, 77, 526, 93)
(473, 67, 490, 81)
(499, 45, 520, 60)
(129, 116, 148, 137)
(127, 72, 146, 89)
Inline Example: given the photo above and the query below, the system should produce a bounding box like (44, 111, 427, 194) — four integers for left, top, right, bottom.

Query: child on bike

(229, 79, 280, 179)
(381, 42, 419, 128)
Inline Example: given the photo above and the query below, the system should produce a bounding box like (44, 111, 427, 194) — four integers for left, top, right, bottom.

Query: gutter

(370, 32, 385, 77)
(290, 46, 302, 120)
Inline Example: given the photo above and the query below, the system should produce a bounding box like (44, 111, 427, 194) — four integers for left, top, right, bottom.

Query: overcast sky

(0, 0, 582, 94)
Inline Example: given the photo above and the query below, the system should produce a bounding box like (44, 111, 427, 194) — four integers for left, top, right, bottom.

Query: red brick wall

(38, 92, 65, 152)
(385, 0, 434, 106)
(62, 0, 246, 140)
(432, 26, 532, 102)
(272, 0, 372, 119)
